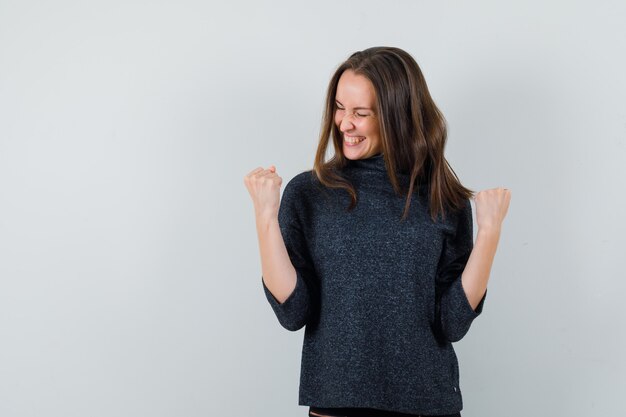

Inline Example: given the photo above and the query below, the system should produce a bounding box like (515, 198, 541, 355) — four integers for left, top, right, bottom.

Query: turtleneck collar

(344, 153, 429, 189)
(345, 153, 386, 172)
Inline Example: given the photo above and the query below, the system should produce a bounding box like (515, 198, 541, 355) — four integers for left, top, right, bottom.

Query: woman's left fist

(473, 187, 511, 232)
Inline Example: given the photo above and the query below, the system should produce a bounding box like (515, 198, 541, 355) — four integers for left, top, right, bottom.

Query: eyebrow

(335, 99, 373, 111)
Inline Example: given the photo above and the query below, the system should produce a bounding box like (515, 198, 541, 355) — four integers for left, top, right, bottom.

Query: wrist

(256, 212, 279, 228)
(477, 226, 501, 238)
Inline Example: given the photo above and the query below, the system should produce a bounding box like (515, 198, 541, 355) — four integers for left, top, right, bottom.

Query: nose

(339, 113, 356, 132)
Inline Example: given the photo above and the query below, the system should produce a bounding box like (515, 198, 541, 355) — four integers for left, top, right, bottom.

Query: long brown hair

(313, 46, 474, 223)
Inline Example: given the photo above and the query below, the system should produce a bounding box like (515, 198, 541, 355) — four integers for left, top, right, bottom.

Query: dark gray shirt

(262, 153, 487, 415)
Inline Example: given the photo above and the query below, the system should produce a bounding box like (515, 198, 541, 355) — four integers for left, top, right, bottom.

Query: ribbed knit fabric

(261, 152, 487, 415)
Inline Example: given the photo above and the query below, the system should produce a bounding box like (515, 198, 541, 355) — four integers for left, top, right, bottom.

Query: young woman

(244, 46, 510, 417)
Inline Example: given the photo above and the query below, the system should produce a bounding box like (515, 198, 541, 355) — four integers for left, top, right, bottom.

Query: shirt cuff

(261, 270, 310, 331)
(441, 276, 487, 342)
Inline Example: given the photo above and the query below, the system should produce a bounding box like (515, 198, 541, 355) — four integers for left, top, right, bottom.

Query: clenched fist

(243, 165, 283, 220)
(473, 187, 511, 232)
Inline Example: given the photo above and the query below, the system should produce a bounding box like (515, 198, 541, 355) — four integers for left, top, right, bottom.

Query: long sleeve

(261, 176, 319, 331)
(433, 198, 487, 344)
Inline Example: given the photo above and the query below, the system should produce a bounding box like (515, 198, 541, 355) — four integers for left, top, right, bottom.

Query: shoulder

(448, 197, 473, 237)
(437, 197, 473, 237)
(444, 197, 472, 220)
(458, 198, 473, 220)
(280, 170, 321, 213)
(283, 170, 318, 198)
(279, 170, 319, 226)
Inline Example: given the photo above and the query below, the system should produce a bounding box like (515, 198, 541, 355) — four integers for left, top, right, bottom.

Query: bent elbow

(444, 326, 470, 343)
(279, 318, 307, 332)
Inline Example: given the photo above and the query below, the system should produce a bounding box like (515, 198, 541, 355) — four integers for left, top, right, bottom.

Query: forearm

(461, 227, 501, 311)
(256, 214, 297, 304)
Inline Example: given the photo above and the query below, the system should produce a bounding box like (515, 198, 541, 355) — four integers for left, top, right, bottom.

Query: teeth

(345, 136, 365, 144)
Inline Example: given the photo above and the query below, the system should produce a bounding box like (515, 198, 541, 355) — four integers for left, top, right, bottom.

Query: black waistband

(309, 406, 461, 417)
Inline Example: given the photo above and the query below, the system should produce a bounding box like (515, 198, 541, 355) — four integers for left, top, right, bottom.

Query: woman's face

(334, 70, 382, 160)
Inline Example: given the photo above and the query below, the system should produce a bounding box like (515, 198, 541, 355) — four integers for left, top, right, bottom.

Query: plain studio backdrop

(1, 1, 625, 416)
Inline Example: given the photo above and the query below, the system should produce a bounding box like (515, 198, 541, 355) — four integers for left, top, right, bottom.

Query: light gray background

(1, 1, 624, 416)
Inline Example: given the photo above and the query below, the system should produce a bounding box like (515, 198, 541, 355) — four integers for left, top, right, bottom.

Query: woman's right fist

(243, 165, 283, 219)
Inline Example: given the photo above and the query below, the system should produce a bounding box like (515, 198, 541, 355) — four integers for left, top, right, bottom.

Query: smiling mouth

(344, 136, 365, 144)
